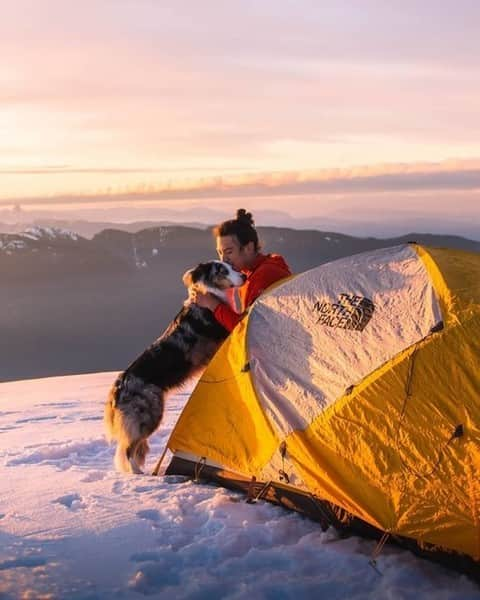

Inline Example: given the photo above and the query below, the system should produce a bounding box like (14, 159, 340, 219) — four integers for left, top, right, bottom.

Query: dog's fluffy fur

(104, 260, 246, 474)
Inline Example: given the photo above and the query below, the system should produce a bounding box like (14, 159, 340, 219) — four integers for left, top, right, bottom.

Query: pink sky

(1, 1, 480, 217)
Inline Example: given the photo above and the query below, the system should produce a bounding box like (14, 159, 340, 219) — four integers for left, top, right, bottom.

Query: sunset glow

(1, 1, 480, 217)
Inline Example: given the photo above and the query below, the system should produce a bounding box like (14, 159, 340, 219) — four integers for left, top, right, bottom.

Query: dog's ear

(182, 268, 194, 287)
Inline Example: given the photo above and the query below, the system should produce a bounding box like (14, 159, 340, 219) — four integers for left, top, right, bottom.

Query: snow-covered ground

(0, 372, 479, 599)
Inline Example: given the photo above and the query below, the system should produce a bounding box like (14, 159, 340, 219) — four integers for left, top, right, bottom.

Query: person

(191, 208, 292, 331)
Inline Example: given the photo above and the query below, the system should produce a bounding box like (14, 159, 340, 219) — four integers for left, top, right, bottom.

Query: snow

(0, 239, 26, 252)
(157, 227, 169, 245)
(21, 226, 79, 241)
(0, 226, 80, 255)
(0, 372, 478, 599)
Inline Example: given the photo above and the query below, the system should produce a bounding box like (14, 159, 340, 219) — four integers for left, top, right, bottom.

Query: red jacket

(213, 253, 292, 332)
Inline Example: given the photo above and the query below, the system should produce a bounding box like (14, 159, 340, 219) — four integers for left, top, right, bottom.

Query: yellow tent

(163, 244, 480, 567)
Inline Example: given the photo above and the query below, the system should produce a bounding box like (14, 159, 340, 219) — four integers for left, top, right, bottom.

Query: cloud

(0, 166, 252, 175)
(1, 159, 479, 207)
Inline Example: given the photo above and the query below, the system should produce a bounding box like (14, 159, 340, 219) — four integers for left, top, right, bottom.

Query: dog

(104, 260, 246, 474)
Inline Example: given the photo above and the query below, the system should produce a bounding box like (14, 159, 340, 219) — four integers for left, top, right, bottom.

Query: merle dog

(104, 261, 245, 474)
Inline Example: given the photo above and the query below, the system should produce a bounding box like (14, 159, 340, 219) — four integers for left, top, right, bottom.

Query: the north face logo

(313, 294, 375, 331)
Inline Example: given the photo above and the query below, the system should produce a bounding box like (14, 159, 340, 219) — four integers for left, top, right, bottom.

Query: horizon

(1, 1, 480, 222)
(1, 195, 480, 241)
(1, 210, 480, 243)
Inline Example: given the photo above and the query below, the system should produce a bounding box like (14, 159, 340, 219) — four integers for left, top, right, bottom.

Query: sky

(1, 1, 480, 223)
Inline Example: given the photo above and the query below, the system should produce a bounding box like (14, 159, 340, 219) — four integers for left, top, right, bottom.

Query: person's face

(216, 235, 255, 271)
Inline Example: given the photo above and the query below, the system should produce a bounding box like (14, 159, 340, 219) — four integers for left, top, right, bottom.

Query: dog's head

(182, 260, 246, 294)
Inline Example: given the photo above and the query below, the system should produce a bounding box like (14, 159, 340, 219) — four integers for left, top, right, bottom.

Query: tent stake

(368, 531, 390, 575)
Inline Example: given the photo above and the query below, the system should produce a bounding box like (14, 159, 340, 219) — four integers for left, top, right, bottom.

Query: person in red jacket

(192, 208, 292, 332)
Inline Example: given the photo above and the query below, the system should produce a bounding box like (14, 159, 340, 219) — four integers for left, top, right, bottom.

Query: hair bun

(236, 208, 254, 226)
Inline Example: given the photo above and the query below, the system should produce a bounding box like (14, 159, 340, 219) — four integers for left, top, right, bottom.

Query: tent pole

(151, 444, 168, 476)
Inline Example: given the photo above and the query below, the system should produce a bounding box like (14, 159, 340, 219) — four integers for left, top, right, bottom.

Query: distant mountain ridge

(2, 224, 479, 382)
(1, 209, 479, 240)
(0, 219, 209, 238)
(1, 224, 479, 283)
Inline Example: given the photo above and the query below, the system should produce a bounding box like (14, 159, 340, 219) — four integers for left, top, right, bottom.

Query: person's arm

(194, 259, 291, 332)
(242, 274, 268, 308)
(213, 270, 269, 331)
(191, 291, 243, 332)
(214, 262, 290, 331)
(213, 303, 243, 332)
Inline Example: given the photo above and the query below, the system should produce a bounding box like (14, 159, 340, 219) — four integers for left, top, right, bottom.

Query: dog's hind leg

(133, 439, 149, 472)
(126, 440, 146, 474)
(114, 443, 131, 473)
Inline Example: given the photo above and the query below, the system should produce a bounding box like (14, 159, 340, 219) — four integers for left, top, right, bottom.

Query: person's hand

(190, 289, 221, 312)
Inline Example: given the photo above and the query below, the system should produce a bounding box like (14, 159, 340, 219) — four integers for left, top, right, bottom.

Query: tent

(162, 244, 480, 568)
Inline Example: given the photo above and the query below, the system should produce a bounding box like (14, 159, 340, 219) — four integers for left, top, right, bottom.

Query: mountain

(1, 204, 479, 240)
(0, 218, 208, 239)
(0, 226, 132, 282)
(1, 225, 479, 382)
(2, 224, 480, 281)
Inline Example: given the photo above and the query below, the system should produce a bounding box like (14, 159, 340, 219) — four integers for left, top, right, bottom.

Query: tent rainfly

(162, 244, 480, 573)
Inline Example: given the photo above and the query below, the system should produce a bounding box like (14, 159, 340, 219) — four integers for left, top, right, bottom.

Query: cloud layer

(1, 160, 479, 207)
(1, 1, 480, 203)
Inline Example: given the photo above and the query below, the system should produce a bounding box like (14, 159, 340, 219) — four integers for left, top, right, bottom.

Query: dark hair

(213, 208, 260, 251)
